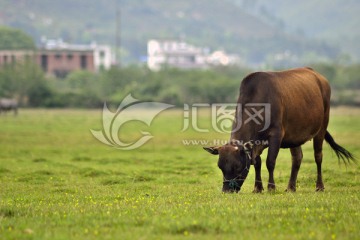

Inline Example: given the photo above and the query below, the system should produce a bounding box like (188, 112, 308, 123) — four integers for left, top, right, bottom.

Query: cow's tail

(324, 131, 355, 164)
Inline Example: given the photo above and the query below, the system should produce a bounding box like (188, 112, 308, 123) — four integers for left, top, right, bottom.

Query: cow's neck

(230, 120, 259, 142)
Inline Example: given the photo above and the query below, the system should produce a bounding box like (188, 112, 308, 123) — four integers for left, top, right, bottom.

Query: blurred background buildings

(0, 0, 358, 67)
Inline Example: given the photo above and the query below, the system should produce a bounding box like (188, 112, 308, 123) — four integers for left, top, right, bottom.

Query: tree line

(0, 60, 359, 108)
(0, 26, 358, 107)
(0, 26, 35, 50)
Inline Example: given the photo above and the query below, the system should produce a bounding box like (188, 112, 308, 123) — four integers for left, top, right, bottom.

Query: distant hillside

(0, 0, 350, 65)
(232, 0, 360, 61)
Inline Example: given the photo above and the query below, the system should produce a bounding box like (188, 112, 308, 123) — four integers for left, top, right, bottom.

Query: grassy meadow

(0, 107, 359, 240)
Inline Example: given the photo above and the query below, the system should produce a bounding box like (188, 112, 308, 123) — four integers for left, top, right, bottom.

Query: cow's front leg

(266, 133, 282, 191)
(253, 156, 264, 193)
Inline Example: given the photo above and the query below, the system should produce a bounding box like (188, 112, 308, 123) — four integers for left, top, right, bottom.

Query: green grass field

(0, 107, 359, 240)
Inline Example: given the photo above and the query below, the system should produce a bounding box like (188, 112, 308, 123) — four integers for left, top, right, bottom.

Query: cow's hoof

(253, 188, 264, 193)
(267, 183, 276, 192)
(316, 183, 325, 192)
(267, 188, 276, 193)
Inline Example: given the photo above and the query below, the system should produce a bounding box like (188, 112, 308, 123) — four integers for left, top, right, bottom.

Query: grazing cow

(204, 67, 354, 193)
(0, 98, 18, 115)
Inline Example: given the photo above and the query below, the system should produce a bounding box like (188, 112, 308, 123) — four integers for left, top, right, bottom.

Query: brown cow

(204, 67, 354, 193)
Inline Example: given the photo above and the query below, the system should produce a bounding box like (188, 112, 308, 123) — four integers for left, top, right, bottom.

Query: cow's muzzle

(222, 179, 243, 193)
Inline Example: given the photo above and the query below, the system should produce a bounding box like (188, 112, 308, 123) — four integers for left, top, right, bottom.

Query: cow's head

(203, 140, 253, 193)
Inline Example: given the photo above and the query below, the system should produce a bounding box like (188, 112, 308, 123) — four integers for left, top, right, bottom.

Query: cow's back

(238, 67, 331, 147)
(0, 98, 18, 109)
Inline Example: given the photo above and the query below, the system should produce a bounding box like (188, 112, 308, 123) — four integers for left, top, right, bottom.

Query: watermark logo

(182, 103, 270, 133)
(91, 94, 271, 150)
(182, 139, 269, 146)
(90, 94, 173, 150)
(243, 103, 271, 132)
(182, 103, 239, 133)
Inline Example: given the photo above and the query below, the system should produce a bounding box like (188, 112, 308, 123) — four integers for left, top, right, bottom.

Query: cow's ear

(203, 146, 220, 155)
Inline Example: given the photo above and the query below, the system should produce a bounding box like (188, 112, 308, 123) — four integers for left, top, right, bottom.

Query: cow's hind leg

(253, 156, 264, 193)
(314, 133, 325, 191)
(286, 146, 303, 192)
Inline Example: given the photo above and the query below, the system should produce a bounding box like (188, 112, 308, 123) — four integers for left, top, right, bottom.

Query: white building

(147, 39, 241, 71)
(147, 39, 209, 71)
(92, 45, 113, 71)
(207, 51, 242, 67)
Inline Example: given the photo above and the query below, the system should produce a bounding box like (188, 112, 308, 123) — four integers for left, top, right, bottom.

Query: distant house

(207, 51, 242, 67)
(147, 39, 241, 71)
(147, 39, 209, 71)
(0, 39, 112, 78)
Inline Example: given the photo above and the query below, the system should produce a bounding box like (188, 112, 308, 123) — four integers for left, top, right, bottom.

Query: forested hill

(0, 0, 358, 65)
(231, 0, 360, 62)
